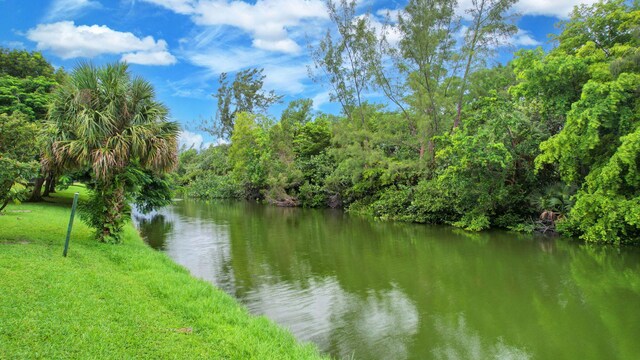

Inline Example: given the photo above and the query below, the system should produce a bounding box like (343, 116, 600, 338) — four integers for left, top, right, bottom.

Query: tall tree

(454, 0, 517, 128)
(48, 62, 179, 243)
(310, 0, 377, 126)
(228, 112, 271, 199)
(395, 0, 460, 159)
(210, 68, 282, 139)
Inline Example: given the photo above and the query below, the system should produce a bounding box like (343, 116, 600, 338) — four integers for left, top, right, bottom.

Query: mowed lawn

(0, 185, 324, 359)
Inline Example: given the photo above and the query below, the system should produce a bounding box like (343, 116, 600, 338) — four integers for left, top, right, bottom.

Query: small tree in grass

(48, 62, 179, 243)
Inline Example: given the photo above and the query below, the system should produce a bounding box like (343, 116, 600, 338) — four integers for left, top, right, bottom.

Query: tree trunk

(44, 174, 56, 196)
(0, 198, 9, 212)
(428, 139, 435, 161)
(43, 174, 52, 197)
(28, 177, 45, 202)
(100, 183, 126, 243)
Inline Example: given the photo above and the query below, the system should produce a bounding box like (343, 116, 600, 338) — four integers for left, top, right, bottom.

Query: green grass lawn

(0, 185, 324, 359)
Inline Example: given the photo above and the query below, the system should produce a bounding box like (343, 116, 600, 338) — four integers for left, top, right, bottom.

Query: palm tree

(47, 62, 179, 242)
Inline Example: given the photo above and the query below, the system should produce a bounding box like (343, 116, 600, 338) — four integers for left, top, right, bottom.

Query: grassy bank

(0, 185, 324, 359)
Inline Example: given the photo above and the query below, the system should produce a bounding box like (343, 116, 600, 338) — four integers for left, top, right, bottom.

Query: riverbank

(0, 185, 324, 359)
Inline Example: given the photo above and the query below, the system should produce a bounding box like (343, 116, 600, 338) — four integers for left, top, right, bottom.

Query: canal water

(133, 200, 640, 360)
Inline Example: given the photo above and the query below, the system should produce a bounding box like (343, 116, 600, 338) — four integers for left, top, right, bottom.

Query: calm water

(133, 200, 640, 360)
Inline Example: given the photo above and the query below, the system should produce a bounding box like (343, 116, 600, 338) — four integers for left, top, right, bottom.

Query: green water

(134, 200, 640, 360)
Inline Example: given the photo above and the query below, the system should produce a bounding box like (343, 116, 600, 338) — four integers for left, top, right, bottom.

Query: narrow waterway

(133, 200, 640, 360)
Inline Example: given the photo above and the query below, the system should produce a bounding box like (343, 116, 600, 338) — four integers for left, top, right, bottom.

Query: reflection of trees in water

(133, 213, 173, 250)
(154, 200, 640, 360)
(566, 244, 640, 359)
(431, 313, 530, 360)
(240, 277, 419, 360)
(328, 286, 420, 360)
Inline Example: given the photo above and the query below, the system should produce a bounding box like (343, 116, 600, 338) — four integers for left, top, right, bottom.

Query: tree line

(0, 0, 637, 244)
(177, 0, 640, 244)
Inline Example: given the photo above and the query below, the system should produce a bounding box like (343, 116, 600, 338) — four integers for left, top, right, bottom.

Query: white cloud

(263, 63, 308, 94)
(26, 21, 177, 65)
(187, 46, 273, 74)
(253, 38, 301, 53)
(121, 48, 178, 65)
(179, 129, 214, 149)
(167, 75, 211, 99)
(375, 8, 403, 22)
(141, 0, 332, 96)
(457, 0, 600, 19)
(2, 41, 25, 49)
(141, 0, 195, 14)
(457, 24, 541, 49)
(362, 13, 402, 47)
(311, 90, 331, 110)
(184, 45, 309, 95)
(142, 0, 328, 54)
(514, 0, 600, 19)
(44, 0, 100, 21)
(510, 29, 540, 47)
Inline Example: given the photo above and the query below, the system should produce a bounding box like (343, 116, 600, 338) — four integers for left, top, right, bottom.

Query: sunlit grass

(0, 185, 324, 359)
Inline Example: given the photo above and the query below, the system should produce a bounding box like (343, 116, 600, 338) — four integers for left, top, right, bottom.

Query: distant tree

(262, 100, 315, 205)
(280, 98, 313, 131)
(48, 62, 180, 243)
(0, 112, 40, 212)
(0, 48, 55, 78)
(454, 0, 518, 128)
(228, 112, 272, 199)
(396, 0, 460, 159)
(209, 68, 282, 139)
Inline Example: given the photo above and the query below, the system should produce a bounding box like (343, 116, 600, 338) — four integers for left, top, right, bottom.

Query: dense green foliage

(0, 112, 40, 211)
(180, 0, 640, 244)
(534, 0, 640, 244)
(0, 186, 323, 359)
(0, 48, 62, 203)
(47, 62, 179, 243)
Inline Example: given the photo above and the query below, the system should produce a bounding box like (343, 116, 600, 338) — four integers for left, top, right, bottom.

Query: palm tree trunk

(44, 173, 56, 196)
(29, 177, 45, 202)
(101, 183, 126, 243)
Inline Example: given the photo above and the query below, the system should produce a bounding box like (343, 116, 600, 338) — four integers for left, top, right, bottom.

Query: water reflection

(432, 314, 530, 360)
(133, 212, 172, 250)
(134, 200, 640, 360)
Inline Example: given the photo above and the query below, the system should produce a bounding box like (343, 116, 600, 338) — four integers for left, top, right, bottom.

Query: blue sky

(0, 0, 599, 147)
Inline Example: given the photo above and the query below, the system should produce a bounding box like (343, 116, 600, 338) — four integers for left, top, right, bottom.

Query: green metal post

(63, 192, 79, 257)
